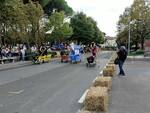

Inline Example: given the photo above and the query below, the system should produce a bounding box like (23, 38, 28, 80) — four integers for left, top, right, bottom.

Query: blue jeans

(118, 60, 125, 75)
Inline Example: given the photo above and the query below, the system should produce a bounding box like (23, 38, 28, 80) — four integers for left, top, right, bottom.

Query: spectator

(91, 42, 97, 58)
(5, 47, 9, 57)
(1, 47, 5, 58)
(0, 47, 2, 59)
(31, 45, 37, 53)
(20, 47, 25, 61)
(117, 46, 128, 76)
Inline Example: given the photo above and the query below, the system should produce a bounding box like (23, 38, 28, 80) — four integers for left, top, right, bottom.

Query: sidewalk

(0, 61, 32, 71)
(127, 55, 150, 61)
(0, 57, 62, 72)
(108, 60, 150, 113)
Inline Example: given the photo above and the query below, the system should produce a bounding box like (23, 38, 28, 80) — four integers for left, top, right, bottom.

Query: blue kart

(69, 45, 81, 63)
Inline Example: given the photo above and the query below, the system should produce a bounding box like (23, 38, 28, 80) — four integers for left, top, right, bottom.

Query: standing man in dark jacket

(117, 46, 127, 76)
(0, 47, 2, 59)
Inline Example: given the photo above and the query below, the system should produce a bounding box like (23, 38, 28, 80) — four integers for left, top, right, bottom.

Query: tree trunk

(141, 34, 144, 50)
(135, 42, 138, 51)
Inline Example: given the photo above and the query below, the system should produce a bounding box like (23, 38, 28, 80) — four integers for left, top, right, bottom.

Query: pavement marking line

(77, 52, 114, 113)
(92, 76, 98, 83)
(78, 89, 89, 104)
(8, 89, 24, 95)
(76, 109, 82, 113)
(99, 70, 103, 75)
(92, 70, 103, 84)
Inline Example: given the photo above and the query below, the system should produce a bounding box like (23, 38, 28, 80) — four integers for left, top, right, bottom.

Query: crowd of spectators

(0, 42, 101, 64)
(0, 44, 38, 62)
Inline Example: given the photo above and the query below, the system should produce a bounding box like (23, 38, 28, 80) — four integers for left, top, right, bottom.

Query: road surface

(0, 51, 112, 113)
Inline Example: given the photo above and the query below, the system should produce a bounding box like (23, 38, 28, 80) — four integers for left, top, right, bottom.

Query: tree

(23, 0, 51, 7)
(0, 0, 29, 45)
(0, 0, 44, 45)
(130, 0, 150, 49)
(46, 11, 73, 42)
(10, 0, 30, 44)
(43, 0, 73, 16)
(70, 12, 104, 44)
(25, 0, 44, 45)
(87, 17, 104, 44)
(117, 0, 150, 50)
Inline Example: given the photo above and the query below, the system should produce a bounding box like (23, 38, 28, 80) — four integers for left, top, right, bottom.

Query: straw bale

(84, 87, 108, 112)
(106, 64, 116, 71)
(103, 68, 114, 77)
(77, 110, 91, 113)
(93, 76, 112, 90)
(108, 61, 114, 65)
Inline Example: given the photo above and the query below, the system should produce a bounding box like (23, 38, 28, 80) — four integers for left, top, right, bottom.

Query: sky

(66, 0, 134, 37)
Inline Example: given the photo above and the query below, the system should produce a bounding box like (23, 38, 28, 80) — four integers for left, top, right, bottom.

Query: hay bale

(108, 61, 115, 65)
(103, 68, 114, 77)
(106, 64, 116, 71)
(108, 61, 115, 64)
(77, 110, 91, 113)
(93, 76, 112, 90)
(84, 87, 108, 112)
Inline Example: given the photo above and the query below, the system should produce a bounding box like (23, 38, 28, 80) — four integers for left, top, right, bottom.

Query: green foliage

(70, 12, 104, 44)
(40, 0, 51, 7)
(0, 0, 27, 44)
(117, 0, 150, 49)
(43, 0, 73, 16)
(46, 11, 73, 41)
(129, 49, 144, 56)
(23, 0, 73, 16)
(103, 46, 116, 51)
(25, 0, 44, 45)
(0, 0, 44, 45)
(0, 0, 105, 47)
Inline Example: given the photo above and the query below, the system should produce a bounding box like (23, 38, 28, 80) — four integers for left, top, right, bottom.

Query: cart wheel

(47, 60, 50, 63)
(39, 60, 42, 64)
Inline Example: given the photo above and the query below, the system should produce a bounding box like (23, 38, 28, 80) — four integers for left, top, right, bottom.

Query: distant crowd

(0, 42, 101, 64)
(0, 44, 38, 61)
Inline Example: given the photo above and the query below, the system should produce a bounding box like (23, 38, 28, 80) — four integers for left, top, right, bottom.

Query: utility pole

(128, 22, 131, 54)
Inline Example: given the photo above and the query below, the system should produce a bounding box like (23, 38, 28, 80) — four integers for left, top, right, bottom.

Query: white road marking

(92, 76, 98, 83)
(99, 70, 103, 75)
(78, 89, 89, 104)
(77, 53, 115, 113)
(8, 89, 24, 95)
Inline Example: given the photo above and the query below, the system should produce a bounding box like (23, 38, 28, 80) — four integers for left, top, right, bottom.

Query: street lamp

(128, 19, 144, 54)
(128, 22, 131, 54)
(128, 20, 136, 54)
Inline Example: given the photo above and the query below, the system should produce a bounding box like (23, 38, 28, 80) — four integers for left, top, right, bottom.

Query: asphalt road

(0, 51, 112, 113)
(108, 60, 150, 113)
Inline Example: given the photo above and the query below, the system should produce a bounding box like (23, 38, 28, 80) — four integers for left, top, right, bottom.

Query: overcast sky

(66, 0, 134, 37)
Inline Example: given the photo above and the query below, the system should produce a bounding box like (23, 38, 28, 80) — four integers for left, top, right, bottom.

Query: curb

(0, 61, 32, 72)
(77, 53, 114, 105)
(77, 53, 116, 113)
(0, 58, 61, 72)
(127, 57, 150, 61)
